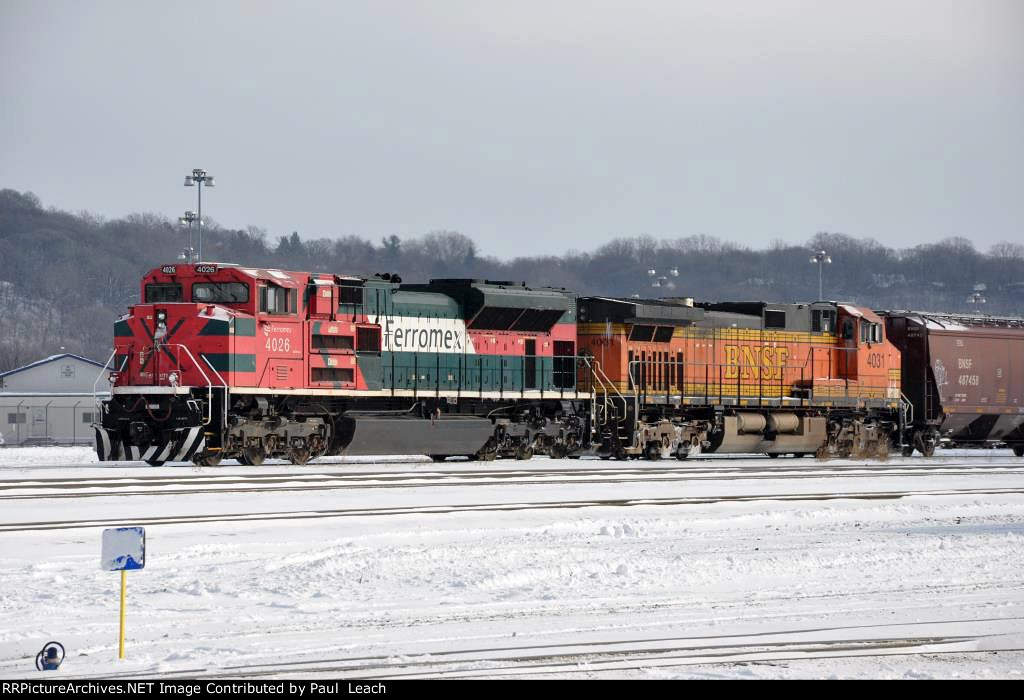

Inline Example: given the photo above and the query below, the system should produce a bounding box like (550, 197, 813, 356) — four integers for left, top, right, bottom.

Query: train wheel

(475, 446, 498, 462)
(901, 445, 914, 457)
(193, 453, 223, 467)
(914, 433, 935, 458)
(1013, 446, 1024, 457)
(515, 445, 534, 460)
(643, 443, 661, 461)
(430, 455, 448, 462)
(548, 443, 568, 459)
(288, 448, 311, 466)
(243, 447, 266, 466)
(767, 453, 780, 459)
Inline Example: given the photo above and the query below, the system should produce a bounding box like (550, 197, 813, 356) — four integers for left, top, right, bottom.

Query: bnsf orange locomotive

(94, 262, 1024, 464)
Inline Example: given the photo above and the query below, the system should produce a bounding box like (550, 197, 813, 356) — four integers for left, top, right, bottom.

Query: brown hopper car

(884, 311, 1024, 457)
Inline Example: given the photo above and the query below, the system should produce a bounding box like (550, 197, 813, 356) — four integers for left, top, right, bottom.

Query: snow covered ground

(1, 446, 1023, 679)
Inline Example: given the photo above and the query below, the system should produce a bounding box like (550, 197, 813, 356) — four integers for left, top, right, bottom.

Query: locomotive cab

(98, 263, 298, 464)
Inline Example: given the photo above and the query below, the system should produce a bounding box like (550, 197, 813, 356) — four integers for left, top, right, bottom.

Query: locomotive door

(838, 313, 858, 381)
(525, 339, 537, 390)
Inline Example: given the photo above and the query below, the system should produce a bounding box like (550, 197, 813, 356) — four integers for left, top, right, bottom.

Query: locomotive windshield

(144, 283, 182, 303)
(192, 282, 250, 303)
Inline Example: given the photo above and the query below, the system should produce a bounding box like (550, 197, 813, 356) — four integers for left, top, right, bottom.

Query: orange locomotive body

(577, 297, 902, 459)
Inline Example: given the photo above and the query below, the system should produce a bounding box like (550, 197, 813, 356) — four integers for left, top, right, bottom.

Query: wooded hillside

(1, 188, 1021, 371)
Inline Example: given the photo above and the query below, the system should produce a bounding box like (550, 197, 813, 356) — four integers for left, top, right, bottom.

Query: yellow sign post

(101, 527, 146, 660)
(119, 569, 127, 659)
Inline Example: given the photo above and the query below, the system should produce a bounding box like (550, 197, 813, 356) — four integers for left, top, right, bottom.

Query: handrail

(115, 343, 222, 427)
(899, 392, 914, 438)
(93, 347, 118, 409)
(618, 354, 893, 408)
(381, 355, 586, 399)
(201, 353, 231, 431)
(166, 343, 218, 425)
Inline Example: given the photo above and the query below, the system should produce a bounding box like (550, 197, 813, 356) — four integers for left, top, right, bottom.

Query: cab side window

(858, 322, 883, 344)
(259, 285, 296, 315)
(812, 309, 836, 333)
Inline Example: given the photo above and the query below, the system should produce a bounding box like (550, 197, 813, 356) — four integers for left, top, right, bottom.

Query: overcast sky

(2, 1, 1021, 258)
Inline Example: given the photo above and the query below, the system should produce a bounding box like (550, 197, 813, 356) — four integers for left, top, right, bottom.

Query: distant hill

(1, 188, 1022, 372)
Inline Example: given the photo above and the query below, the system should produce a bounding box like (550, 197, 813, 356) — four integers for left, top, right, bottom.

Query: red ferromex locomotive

(94, 262, 1024, 464)
(96, 263, 589, 465)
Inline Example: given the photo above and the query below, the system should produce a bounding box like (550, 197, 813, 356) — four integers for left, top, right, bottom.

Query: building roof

(0, 353, 106, 380)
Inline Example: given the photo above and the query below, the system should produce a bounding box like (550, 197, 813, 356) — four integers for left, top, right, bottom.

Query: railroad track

(3, 462, 1024, 501)
(3, 485, 1023, 532)
(40, 617, 1024, 680)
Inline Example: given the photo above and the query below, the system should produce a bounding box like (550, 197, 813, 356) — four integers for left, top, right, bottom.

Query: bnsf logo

(723, 344, 790, 380)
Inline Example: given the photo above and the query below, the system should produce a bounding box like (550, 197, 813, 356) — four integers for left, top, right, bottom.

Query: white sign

(381, 316, 476, 353)
(101, 527, 146, 571)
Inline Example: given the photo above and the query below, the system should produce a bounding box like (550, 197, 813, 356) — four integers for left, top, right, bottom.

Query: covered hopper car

(884, 311, 1024, 457)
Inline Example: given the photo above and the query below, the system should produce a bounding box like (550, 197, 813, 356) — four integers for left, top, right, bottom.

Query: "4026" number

(266, 337, 291, 353)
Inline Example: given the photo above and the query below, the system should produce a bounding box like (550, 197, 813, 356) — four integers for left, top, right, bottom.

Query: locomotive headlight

(156, 310, 167, 323)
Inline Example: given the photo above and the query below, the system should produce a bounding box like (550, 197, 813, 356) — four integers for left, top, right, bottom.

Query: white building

(0, 354, 109, 446)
